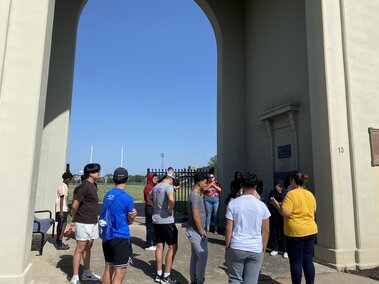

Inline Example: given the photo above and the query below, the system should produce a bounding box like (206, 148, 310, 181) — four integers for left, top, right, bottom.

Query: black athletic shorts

(153, 223, 178, 245)
(102, 238, 133, 268)
(55, 212, 68, 224)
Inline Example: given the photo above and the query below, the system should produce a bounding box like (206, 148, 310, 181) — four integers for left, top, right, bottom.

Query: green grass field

(69, 183, 145, 202)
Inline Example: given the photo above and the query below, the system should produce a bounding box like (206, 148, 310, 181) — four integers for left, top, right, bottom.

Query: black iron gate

(147, 167, 214, 222)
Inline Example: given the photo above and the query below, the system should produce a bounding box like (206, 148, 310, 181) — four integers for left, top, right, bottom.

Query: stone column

(305, 0, 357, 269)
(35, 0, 87, 215)
(0, 0, 55, 283)
(196, 0, 247, 223)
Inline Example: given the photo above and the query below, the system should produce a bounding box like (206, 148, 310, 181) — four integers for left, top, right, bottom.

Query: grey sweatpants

(186, 228, 208, 284)
(225, 248, 263, 284)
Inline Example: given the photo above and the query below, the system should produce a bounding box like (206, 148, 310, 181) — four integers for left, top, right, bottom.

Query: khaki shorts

(75, 222, 99, 241)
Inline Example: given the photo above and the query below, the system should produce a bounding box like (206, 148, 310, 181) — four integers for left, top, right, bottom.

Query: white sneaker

(82, 272, 101, 281)
(283, 252, 289, 259)
(270, 250, 278, 256)
(145, 245, 157, 251)
(70, 279, 80, 284)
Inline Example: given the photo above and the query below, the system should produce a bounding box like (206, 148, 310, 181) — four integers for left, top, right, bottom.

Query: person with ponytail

(270, 171, 318, 284)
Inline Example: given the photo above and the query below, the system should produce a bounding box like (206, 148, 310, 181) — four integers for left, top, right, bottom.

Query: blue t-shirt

(102, 188, 134, 239)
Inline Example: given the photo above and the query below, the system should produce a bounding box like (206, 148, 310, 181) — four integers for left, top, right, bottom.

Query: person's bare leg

(72, 240, 88, 275)
(60, 223, 67, 241)
(57, 222, 67, 244)
(83, 240, 94, 270)
(101, 265, 114, 284)
(164, 244, 178, 273)
(155, 243, 164, 271)
(112, 268, 127, 284)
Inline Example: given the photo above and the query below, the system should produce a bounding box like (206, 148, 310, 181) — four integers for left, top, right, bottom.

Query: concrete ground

(31, 204, 377, 284)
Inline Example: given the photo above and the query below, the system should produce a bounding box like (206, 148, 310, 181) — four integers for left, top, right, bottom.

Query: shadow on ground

(31, 234, 55, 256)
(56, 254, 102, 283)
(131, 256, 188, 284)
(259, 274, 282, 283)
(131, 236, 146, 250)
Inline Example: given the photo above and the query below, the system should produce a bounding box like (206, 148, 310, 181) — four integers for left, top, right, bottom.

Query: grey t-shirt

(151, 182, 175, 224)
(187, 191, 206, 233)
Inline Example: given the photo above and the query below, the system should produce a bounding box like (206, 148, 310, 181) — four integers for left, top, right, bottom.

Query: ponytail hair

(290, 171, 307, 187)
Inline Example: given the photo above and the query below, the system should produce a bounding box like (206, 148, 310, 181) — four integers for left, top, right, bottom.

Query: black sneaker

(161, 275, 178, 284)
(56, 243, 70, 250)
(154, 273, 162, 283)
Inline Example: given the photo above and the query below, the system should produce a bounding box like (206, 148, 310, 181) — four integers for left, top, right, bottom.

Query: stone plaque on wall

(369, 128, 379, 166)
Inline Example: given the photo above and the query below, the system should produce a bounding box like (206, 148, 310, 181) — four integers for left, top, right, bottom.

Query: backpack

(98, 191, 124, 241)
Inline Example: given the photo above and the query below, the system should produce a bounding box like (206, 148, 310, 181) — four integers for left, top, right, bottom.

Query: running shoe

(145, 245, 157, 251)
(154, 273, 162, 283)
(56, 243, 70, 250)
(161, 275, 178, 284)
(82, 272, 101, 281)
(270, 250, 278, 256)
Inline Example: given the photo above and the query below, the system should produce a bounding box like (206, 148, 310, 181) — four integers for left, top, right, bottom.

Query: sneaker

(154, 273, 162, 283)
(270, 250, 278, 256)
(69, 279, 80, 284)
(161, 275, 178, 284)
(57, 243, 70, 250)
(283, 252, 289, 259)
(145, 245, 157, 251)
(82, 272, 101, 281)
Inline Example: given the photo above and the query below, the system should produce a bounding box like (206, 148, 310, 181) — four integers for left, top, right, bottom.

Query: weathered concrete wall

(0, 0, 55, 282)
(244, 0, 313, 194)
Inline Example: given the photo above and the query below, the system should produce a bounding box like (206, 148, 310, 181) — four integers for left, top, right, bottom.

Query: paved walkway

(31, 205, 377, 284)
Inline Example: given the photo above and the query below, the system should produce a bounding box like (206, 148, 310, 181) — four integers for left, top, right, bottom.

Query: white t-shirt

(225, 195, 271, 253)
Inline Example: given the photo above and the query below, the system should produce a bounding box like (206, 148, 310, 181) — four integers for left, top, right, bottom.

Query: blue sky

(67, 0, 217, 175)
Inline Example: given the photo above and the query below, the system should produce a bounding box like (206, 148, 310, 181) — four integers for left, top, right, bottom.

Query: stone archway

(36, 0, 248, 219)
(1, 0, 379, 282)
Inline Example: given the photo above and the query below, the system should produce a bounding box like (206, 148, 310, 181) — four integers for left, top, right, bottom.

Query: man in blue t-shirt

(101, 167, 137, 284)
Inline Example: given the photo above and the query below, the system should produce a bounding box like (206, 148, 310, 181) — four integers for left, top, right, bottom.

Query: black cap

(113, 167, 128, 180)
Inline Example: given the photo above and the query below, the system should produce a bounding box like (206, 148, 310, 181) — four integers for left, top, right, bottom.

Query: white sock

(71, 275, 79, 281)
(157, 270, 162, 276)
(163, 272, 170, 278)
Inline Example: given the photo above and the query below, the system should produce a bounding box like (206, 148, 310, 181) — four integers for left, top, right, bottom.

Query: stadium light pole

(90, 145, 93, 163)
(160, 153, 165, 170)
(121, 145, 124, 167)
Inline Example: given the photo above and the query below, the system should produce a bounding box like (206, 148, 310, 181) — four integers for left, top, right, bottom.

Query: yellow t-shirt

(282, 188, 318, 237)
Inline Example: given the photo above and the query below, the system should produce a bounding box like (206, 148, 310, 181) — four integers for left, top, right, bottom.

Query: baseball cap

(113, 167, 128, 180)
(166, 172, 176, 180)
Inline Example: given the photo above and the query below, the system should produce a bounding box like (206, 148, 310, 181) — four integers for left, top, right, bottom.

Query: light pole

(90, 145, 93, 163)
(160, 153, 165, 170)
(121, 145, 124, 167)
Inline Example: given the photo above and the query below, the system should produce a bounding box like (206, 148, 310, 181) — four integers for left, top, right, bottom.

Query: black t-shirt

(74, 180, 99, 224)
(268, 189, 284, 216)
